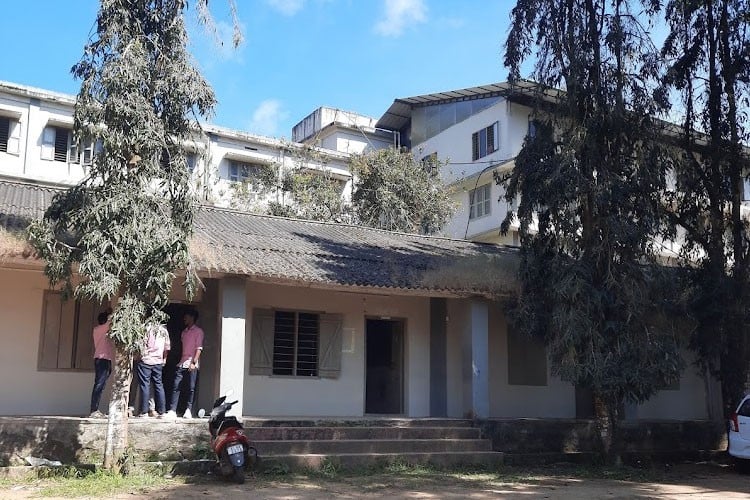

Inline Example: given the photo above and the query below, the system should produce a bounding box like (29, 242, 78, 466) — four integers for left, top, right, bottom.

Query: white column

(218, 277, 247, 417)
(470, 301, 490, 418)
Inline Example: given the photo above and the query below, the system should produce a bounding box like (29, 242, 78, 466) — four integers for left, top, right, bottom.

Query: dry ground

(2, 462, 749, 499)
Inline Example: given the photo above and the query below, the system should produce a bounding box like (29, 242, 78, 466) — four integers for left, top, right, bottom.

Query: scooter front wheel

(232, 465, 245, 484)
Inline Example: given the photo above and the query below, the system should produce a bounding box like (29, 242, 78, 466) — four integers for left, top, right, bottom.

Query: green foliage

(28, 0, 215, 351)
(661, 0, 750, 415)
(350, 147, 453, 234)
(503, 0, 683, 458)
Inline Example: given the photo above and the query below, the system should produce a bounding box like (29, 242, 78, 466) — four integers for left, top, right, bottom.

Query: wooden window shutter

(7, 119, 21, 154)
(471, 131, 479, 161)
(249, 309, 274, 375)
(41, 127, 55, 160)
(56, 298, 77, 369)
(74, 299, 97, 370)
(67, 130, 79, 164)
(486, 123, 496, 154)
(318, 314, 343, 379)
(39, 291, 63, 369)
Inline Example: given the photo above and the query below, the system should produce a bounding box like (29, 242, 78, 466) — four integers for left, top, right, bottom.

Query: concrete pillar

(470, 301, 490, 418)
(218, 277, 247, 417)
(429, 298, 447, 417)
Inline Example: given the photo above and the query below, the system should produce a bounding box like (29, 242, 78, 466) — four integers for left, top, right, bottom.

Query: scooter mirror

(197, 408, 206, 418)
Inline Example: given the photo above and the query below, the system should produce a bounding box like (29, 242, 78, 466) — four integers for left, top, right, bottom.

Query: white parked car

(729, 394, 750, 472)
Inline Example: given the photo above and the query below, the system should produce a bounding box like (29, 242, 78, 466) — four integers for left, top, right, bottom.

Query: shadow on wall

(0, 417, 86, 466)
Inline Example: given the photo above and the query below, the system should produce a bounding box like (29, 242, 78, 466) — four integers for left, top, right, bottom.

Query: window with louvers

(272, 311, 320, 377)
(0, 117, 9, 153)
(54, 128, 70, 162)
(471, 121, 499, 161)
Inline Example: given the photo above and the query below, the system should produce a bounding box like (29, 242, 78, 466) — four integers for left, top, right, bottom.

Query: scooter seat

(218, 417, 242, 435)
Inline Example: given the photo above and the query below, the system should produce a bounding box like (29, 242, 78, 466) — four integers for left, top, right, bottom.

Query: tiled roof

(0, 177, 519, 298)
(0, 179, 61, 229)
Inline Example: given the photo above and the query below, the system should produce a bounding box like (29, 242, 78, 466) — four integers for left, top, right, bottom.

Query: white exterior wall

(443, 178, 516, 243)
(413, 100, 530, 243)
(0, 268, 110, 416)
(243, 282, 431, 417)
(487, 305, 576, 418)
(446, 299, 576, 418)
(630, 350, 709, 420)
(414, 99, 531, 184)
(0, 89, 86, 186)
(0, 84, 353, 211)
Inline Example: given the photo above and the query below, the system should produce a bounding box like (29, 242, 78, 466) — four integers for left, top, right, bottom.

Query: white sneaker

(164, 410, 177, 419)
(182, 409, 192, 419)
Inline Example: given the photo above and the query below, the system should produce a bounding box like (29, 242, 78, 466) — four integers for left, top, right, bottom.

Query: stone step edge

(252, 438, 489, 444)
(242, 425, 481, 431)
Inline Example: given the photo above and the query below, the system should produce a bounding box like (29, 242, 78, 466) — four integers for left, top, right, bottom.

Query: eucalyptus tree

(28, 0, 226, 471)
(502, 0, 682, 462)
(661, 0, 750, 416)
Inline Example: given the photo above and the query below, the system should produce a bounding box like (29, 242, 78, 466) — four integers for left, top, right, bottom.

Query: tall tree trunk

(103, 346, 133, 472)
(593, 391, 621, 465)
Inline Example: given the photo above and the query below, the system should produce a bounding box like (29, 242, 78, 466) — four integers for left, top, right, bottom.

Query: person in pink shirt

(166, 309, 204, 419)
(89, 311, 114, 418)
(136, 323, 171, 418)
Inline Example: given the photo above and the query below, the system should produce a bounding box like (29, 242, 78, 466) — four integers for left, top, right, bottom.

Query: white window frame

(0, 116, 22, 155)
(472, 121, 499, 161)
(469, 183, 492, 220)
(41, 126, 78, 163)
(228, 159, 264, 183)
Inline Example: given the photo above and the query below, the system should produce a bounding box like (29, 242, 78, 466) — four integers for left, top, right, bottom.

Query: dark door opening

(163, 303, 197, 414)
(365, 319, 404, 414)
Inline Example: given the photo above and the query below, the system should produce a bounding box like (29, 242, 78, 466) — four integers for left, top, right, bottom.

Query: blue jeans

(136, 361, 165, 415)
(90, 358, 111, 412)
(170, 367, 198, 412)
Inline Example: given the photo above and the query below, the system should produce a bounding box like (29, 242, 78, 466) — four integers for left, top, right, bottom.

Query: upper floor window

(41, 126, 77, 163)
(421, 152, 438, 175)
(186, 153, 197, 173)
(229, 160, 265, 183)
(0, 116, 21, 155)
(469, 183, 491, 220)
(528, 119, 541, 139)
(472, 121, 499, 161)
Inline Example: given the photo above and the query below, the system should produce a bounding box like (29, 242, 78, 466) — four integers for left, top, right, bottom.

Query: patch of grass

(36, 469, 178, 498)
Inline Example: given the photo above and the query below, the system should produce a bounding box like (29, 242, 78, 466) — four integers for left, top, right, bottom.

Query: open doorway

(162, 303, 197, 414)
(365, 319, 404, 415)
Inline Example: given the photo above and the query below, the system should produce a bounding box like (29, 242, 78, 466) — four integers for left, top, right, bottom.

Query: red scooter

(204, 394, 256, 483)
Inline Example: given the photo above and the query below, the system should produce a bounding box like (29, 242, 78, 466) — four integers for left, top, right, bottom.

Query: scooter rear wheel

(232, 465, 245, 484)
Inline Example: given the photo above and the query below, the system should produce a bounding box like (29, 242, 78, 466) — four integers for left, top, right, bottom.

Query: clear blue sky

(0, 1, 516, 139)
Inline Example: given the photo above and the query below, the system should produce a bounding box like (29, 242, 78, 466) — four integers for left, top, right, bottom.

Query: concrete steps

(242, 418, 503, 470)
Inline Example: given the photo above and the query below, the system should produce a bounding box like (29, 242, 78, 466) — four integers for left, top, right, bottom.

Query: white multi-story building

(376, 82, 540, 245)
(292, 106, 399, 155)
(0, 81, 354, 210)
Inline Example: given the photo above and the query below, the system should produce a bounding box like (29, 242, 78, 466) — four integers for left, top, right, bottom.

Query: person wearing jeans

(90, 312, 113, 418)
(136, 323, 170, 418)
(166, 309, 204, 419)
